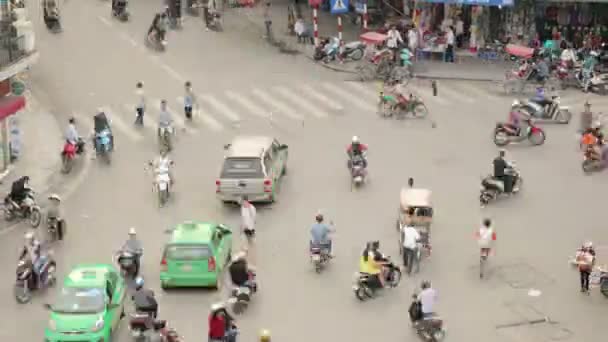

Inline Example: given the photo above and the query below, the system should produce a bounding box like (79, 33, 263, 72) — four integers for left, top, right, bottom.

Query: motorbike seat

(483, 178, 504, 192)
(344, 41, 361, 49)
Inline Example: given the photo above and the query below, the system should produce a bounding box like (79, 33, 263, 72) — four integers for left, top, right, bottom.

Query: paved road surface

(2, 0, 608, 341)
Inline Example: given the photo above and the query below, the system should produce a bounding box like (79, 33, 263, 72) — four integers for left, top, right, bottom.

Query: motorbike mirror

(43, 303, 52, 310)
(223, 143, 231, 150)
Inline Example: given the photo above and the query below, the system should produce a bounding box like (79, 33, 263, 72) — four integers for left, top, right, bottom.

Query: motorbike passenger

(417, 280, 438, 319)
(158, 99, 173, 135)
(9, 175, 30, 209)
(229, 251, 256, 290)
(240, 196, 256, 236)
(493, 149, 516, 193)
(19, 232, 42, 287)
(132, 277, 158, 318)
(208, 302, 237, 342)
(347, 136, 368, 169)
(121, 228, 143, 276)
(65, 118, 84, 154)
(359, 241, 387, 288)
(46, 194, 65, 240)
(150, 150, 174, 185)
(401, 211, 421, 273)
(310, 213, 334, 256)
(476, 218, 495, 258)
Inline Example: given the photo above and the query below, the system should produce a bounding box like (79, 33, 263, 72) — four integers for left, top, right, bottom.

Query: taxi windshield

(53, 287, 105, 314)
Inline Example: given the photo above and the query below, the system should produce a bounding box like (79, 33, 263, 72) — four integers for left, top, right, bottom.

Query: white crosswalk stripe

(321, 82, 376, 112)
(223, 91, 270, 119)
(176, 96, 223, 132)
(344, 82, 379, 102)
(199, 95, 241, 122)
(300, 85, 344, 111)
(410, 85, 448, 105)
(436, 84, 474, 104)
(251, 88, 304, 120)
(123, 103, 158, 135)
(152, 99, 196, 133)
(99, 106, 143, 142)
(272, 86, 328, 118)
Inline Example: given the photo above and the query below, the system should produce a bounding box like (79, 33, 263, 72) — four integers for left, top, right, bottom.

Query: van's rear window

(165, 245, 211, 260)
(220, 158, 264, 178)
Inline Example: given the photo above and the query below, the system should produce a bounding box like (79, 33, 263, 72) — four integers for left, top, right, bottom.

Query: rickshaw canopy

(400, 188, 432, 208)
(360, 32, 388, 45)
(94, 112, 111, 133)
(505, 44, 534, 59)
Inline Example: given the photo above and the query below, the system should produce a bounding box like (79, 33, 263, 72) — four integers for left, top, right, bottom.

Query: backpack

(408, 300, 422, 322)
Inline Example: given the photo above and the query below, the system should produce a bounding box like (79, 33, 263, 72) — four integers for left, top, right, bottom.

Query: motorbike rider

(150, 150, 174, 186)
(46, 194, 65, 240)
(359, 241, 388, 288)
(476, 218, 496, 259)
(532, 57, 550, 83)
(148, 11, 169, 43)
(530, 87, 553, 112)
(209, 302, 237, 342)
(417, 280, 438, 319)
(493, 149, 516, 193)
(310, 213, 335, 256)
(65, 118, 84, 154)
(581, 51, 599, 92)
(9, 175, 30, 209)
(505, 101, 526, 136)
(19, 232, 42, 287)
(132, 277, 158, 318)
(229, 250, 256, 290)
(240, 196, 256, 236)
(121, 228, 143, 276)
(347, 136, 368, 169)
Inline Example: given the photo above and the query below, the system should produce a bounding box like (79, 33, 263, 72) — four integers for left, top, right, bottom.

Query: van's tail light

(263, 179, 272, 193)
(161, 258, 167, 272)
(215, 180, 220, 193)
(208, 257, 216, 271)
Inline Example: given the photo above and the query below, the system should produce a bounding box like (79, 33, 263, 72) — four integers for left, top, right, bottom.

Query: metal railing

(0, 34, 27, 69)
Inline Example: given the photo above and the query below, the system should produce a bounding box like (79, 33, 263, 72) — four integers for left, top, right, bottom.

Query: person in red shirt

(346, 136, 368, 169)
(208, 302, 236, 342)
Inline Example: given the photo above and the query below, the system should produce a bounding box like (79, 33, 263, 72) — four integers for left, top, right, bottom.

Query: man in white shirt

(418, 280, 437, 318)
(387, 26, 403, 62)
(445, 26, 455, 63)
(407, 27, 418, 55)
(240, 196, 257, 235)
(401, 224, 420, 274)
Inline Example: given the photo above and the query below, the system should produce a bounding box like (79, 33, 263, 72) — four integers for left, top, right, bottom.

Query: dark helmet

(315, 213, 323, 223)
(408, 177, 414, 187)
(483, 218, 491, 227)
(371, 240, 380, 250)
(136, 81, 143, 88)
(421, 280, 431, 289)
(69, 117, 75, 124)
(185, 81, 191, 87)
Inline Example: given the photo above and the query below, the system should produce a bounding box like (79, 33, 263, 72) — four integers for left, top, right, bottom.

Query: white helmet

(352, 136, 359, 143)
(24, 231, 34, 241)
(211, 302, 225, 311)
(232, 251, 247, 263)
(48, 194, 61, 202)
(511, 100, 520, 107)
(583, 241, 593, 249)
(128, 227, 137, 235)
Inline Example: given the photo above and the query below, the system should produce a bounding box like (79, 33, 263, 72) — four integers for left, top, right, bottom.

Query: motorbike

(43, 6, 62, 33)
(517, 96, 571, 124)
(15, 255, 57, 304)
(146, 30, 167, 51)
(310, 244, 331, 273)
(158, 126, 173, 152)
(479, 164, 522, 206)
(3, 189, 41, 227)
(95, 130, 112, 164)
(111, 0, 130, 21)
(582, 148, 604, 173)
(313, 38, 339, 63)
(351, 158, 367, 187)
(409, 295, 446, 342)
(155, 169, 171, 207)
(61, 138, 85, 174)
(46, 216, 66, 242)
(352, 257, 401, 301)
(601, 271, 608, 298)
(228, 272, 257, 314)
(129, 313, 181, 342)
(493, 120, 546, 146)
(577, 69, 608, 94)
(205, 10, 223, 32)
(115, 250, 139, 278)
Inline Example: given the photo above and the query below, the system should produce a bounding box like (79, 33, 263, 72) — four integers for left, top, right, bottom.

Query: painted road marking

(300, 84, 344, 111)
(176, 96, 224, 132)
(151, 99, 195, 133)
(437, 84, 474, 104)
(273, 86, 328, 118)
(99, 106, 143, 142)
(224, 91, 269, 118)
(199, 95, 241, 122)
(97, 16, 113, 27)
(321, 82, 376, 112)
(251, 88, 303, 120)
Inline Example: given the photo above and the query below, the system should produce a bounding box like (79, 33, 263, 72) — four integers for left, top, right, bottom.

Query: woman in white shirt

(477, 218, 495, 258)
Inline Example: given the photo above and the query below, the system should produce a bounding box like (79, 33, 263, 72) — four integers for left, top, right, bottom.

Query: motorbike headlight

(91, 317, 104, 332)
(48, 319, 57, 331)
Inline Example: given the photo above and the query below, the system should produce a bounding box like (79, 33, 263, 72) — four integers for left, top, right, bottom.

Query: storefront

(0, 78, 25, 172)
(413, 0, 514, 50)
(534, 0, 608, 48)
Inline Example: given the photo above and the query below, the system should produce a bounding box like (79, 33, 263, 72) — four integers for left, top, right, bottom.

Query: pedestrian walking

(576, 242, 595, 294)
(445, 26, 455, 63)
(183, 81, 196, 120)
(135, 82, 145, 126)
(387, 25, 403, 63)
(263, 2, 273, 42)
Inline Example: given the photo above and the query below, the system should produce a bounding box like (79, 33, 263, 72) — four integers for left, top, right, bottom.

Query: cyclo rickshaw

(502, 44, 560, 94)
(93, 112, 114, 163)
(396, 187, 433, 257)
(355, 32, 410, 83)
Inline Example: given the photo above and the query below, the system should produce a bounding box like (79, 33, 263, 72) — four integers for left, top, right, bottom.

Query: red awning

(0, 95, 25, 121)
(360, 32, 388, 45)
(505, 44, 535, 59)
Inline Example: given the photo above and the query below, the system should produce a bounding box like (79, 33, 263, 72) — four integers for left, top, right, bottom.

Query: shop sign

(330, 0, 349, 14)
(308, 0, 322, 6)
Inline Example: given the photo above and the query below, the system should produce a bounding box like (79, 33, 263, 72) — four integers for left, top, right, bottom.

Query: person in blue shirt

(310, 213, 334, 256)
(183, 81, 196, 120)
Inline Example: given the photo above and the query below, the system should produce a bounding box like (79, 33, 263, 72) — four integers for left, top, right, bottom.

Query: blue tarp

(418, 0, 514, 6)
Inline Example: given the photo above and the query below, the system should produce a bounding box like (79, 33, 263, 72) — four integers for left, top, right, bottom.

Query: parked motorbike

(340, 41, 365, 61)
(3, 189, 41, 227)
(129, 313, 181, 342)
(61, 138, 85, 174)
(517, 96, 571, 124)
(228, 272, 257, 314)
(111, 0, 130, 22)
(15, 255, 56, 304)
(313, 38, 339, 63)
(310, 245, 331, 273)
(479, 165, 522, 206)
(409, 295, 446, 342)
(115, 250, 139, 278)
(95, 130, 112, 164)
(493, 120, 546, 146)
(352, 257, 401, 301)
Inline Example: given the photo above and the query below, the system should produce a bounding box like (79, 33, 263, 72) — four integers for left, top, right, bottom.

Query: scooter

(310, 244, 331, 273)
(313, 38, 339, 63)
(114, 250, 140, 278)
(15, 255, 57, 304)
(130, 313, 181, 342)
(582, 148, 604, 173)
(409, 294, 446, 342)
(95, 129, 112, 164)
(228, 271, 257, 314)
(493, 120, 546, 146)
(517, 96, 571, 124)
(339, 41, 365, 61)
(479, 165, 522, 206)
(353, 257, 401, 301)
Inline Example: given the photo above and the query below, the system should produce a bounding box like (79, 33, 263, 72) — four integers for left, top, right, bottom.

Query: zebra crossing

(70, 80, 608, 143)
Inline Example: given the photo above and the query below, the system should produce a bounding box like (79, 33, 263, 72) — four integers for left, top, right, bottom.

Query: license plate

(181, 264, 192, 271)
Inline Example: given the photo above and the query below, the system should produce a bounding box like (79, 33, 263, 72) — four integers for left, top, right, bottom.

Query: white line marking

(251, 88, 303, 120)
(272, 86, 327, 118)
(199, 95, 241, 122)
(465, 84, 493, 99)
(119, 33, 138, 47)
(176, 97, 224, 131)
(159, 63, 186, 83)
(97, 16, 113, 27)
(437, 85, 474, 103)
(320, 83, 376, 112)
(100, 106, 143, 142)
(410, 85, 448, 105)
(224, 91, 270, 118)
(300, 85, 344, 111)
(344, 82, 378, 101)
(151, 99, 195, 133)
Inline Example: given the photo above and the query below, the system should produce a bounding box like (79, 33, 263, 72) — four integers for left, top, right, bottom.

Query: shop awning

(0, 95, 25, 121)
(418, 0, 514, 6)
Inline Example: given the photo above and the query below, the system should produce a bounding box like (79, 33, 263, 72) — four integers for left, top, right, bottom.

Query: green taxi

(44, 264, 126, 342)
(160, 221, 233, 290)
